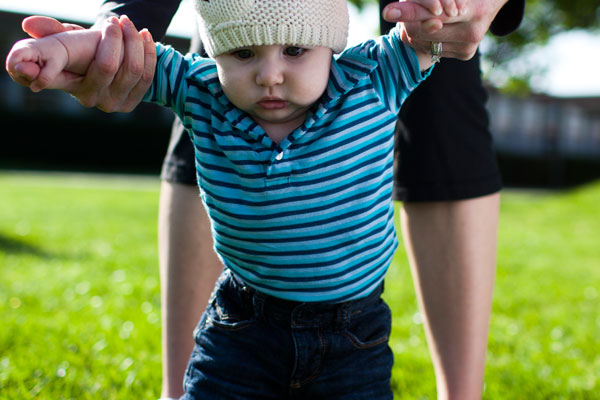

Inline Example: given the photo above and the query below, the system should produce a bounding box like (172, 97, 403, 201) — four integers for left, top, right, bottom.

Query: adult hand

(383, 0, 509, 60)
(22, 15, 156, 112)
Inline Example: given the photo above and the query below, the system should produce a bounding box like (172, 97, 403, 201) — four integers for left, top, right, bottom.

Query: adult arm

(489, 0, 525, 36)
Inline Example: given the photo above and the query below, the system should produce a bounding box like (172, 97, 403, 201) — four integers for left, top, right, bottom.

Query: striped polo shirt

(145, 27, 429, 302)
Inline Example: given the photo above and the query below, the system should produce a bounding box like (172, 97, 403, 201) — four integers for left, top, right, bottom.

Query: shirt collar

(183, 52, 379, 148)
(185, 58, 270, 144)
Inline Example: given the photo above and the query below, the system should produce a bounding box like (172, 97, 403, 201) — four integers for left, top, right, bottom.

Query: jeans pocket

(202, 276, 256, 332)
(343, 299, 391, 350)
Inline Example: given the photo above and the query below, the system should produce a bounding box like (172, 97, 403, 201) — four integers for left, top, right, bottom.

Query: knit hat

(193, 0, 349, 57)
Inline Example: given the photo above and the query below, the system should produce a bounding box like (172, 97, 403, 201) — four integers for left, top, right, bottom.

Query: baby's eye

(232, 49, 254, 59)
(284, 47, 306, 57)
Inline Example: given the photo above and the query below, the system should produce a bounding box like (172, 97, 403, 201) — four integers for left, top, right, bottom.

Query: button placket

(265, 149, 292, 186)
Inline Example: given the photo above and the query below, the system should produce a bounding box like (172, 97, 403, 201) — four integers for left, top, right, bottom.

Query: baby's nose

(256, 61, 284, 87)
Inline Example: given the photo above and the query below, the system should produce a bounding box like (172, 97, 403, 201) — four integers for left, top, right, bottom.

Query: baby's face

(215, 45, 332, 135)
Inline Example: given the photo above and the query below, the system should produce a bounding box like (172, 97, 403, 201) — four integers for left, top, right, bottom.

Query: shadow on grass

(0, 233, 53, 258)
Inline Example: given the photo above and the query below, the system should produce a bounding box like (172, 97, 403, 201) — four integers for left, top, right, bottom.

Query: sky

(3, 0, 600, 98)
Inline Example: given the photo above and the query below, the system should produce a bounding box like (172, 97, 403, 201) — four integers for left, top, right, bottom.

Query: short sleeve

(489, 0, 525, 36)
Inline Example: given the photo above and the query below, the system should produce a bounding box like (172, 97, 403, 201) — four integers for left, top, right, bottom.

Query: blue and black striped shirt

(145, 27, 429, 302)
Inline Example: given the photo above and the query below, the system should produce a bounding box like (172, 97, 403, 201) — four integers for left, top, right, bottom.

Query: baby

(7, 0, 459, 398)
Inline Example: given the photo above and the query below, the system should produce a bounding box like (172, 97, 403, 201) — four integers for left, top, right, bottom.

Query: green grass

(1, 172, 599, 399)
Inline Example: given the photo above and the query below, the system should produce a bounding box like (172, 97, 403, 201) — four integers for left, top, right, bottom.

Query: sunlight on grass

(1, 172, 599, 399)
(1, 173, 162, 399)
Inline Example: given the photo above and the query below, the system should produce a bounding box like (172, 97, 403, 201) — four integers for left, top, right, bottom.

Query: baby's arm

(6, 20, 107, 92)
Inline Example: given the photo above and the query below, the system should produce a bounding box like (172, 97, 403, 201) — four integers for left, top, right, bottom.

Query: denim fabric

(181, 269, 394, 400)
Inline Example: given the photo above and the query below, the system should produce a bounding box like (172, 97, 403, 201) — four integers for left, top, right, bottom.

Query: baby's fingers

(435, 0, 469, 17)
(383, 1, 447, 23)
(29, 57, 65, 92)
(10, 61, 41, 85)
(438, 0, 459, 17)
(407, 0, 467, 18)
(411, 0, 444, 17)
(6, 42, 38, 85)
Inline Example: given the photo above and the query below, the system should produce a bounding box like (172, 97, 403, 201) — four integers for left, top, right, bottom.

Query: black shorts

(393, 52, 501, 202)
(160, 54, 501, 202)
(160, 117, 197, 186)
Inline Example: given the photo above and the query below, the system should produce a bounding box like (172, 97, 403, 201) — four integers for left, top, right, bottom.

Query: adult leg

(158, 120, 223, 398)
(158, 181, 223, 398)
(400, 194, 499, 400)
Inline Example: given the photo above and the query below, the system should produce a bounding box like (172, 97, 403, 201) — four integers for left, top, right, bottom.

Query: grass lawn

(1, 172, 599, 399)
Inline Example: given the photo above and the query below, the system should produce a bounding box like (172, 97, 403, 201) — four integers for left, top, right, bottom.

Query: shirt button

(275, 152, 283, 161)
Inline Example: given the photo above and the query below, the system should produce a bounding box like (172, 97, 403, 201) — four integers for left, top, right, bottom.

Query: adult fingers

(46, 71, 85, 92)
(403, 17, 481, 45)
(400, 25, 479, 60)
(420, 19, 444, 34)
(22, 16, 83, 38)
(100, 15, 145, 112)
(71, 17, 123, 108)
(118, 29, 157, 112)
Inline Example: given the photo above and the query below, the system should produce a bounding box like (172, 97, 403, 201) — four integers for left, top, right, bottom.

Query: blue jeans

(181, 269, 394, 400)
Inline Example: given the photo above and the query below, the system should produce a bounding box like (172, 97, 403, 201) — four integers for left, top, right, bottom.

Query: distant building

(487, 87, 600, 186)
(488, 88, 600, 159)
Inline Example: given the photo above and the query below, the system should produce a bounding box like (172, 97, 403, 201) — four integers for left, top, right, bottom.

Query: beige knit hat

(193, 0, 349, 57)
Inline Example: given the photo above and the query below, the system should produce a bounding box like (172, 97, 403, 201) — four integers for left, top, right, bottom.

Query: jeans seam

(289, 328, 326, 389)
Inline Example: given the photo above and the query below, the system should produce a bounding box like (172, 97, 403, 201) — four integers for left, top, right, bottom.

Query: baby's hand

(410, 0, 467, 18)
(382, 0, 468, 70)
(383, 0, 467, 34)
(6, 36, 69, 92)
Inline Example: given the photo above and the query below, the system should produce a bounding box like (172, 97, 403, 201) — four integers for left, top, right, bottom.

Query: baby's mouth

(258, 97, 288, 110)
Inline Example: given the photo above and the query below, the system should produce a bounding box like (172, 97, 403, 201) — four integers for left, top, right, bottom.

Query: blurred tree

(489, 0, 599, 59)
(485, 0, 599, 93)
(354, 0, 600, 93)
(352, 0, 598, 42)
